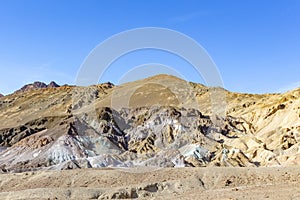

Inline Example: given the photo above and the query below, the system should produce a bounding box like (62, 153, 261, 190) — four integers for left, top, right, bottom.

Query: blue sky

(0, 0, 299, 94)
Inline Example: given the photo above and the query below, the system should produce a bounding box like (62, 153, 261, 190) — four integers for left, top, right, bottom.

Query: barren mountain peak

(47, 81, 60, 88)
(14, 81, 60, 94)
(143, 74, 186, 81)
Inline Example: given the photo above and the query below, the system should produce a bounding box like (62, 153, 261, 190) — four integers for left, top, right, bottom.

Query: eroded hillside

(0, 75, 300, 172)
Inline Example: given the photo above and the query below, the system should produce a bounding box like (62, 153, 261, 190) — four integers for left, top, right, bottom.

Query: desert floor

(0, 167, 300, 200)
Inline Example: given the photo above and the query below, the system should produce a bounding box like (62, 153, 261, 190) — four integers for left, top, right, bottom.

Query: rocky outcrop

(0, 105, 259, 172)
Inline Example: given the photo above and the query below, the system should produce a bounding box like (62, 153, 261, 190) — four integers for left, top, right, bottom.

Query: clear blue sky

(0, 0, 299, 95)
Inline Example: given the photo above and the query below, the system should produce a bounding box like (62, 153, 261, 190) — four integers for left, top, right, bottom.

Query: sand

(1, 167, 300, 200)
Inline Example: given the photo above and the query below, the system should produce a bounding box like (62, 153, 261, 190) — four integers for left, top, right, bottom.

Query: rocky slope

(0, 75, 299, 172)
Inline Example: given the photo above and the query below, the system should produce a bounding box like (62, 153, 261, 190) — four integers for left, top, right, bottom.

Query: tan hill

(0, 74, 300, 172)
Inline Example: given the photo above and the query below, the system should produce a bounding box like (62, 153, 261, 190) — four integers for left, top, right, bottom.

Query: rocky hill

(14, 81, 60, 93)
(0, 74, 299, 172)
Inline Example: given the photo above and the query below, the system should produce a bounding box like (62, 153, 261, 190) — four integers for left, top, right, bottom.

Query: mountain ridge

(14, 81, 60, 94)
(3, 74, 300, 97)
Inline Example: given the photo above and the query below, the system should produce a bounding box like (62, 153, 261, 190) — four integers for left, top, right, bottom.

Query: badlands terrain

(0, 74, 300, 199)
